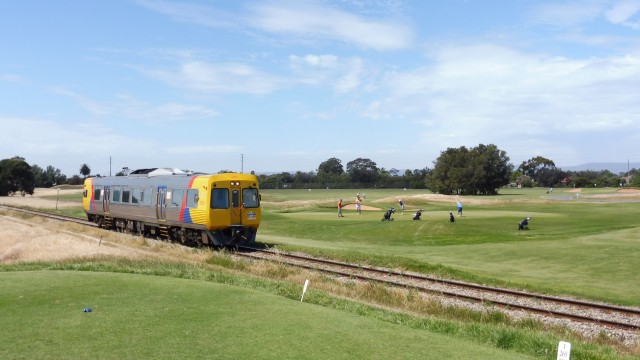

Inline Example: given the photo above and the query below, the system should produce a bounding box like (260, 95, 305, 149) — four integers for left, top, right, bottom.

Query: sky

(1, 0, 639, 177)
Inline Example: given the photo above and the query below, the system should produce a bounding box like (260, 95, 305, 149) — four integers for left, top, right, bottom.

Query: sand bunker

(341, 204, 380, 211)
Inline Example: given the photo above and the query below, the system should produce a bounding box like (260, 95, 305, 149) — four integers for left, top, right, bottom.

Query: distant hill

(560, 162, 639, 174)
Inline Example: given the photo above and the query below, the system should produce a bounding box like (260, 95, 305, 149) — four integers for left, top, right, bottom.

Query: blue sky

(1, 0, 639, 176)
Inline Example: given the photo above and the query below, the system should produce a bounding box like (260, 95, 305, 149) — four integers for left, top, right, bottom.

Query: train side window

(94, 188, 101, 201)
(122, 189, 131, 203)
(132, 188, 141, 204)
(242, 188, 259, 208)
(186, 189, 199, 208)
(171, 189, 184, 207)
(211, 188, 229, 209)
(142, 188, 152, 205)
(112, 187, 121, 203)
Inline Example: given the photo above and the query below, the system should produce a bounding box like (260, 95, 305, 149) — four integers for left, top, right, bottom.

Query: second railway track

(236, 246, 640, 333)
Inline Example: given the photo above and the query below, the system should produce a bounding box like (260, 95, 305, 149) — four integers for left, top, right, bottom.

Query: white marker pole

(300, 279, 310, 301)
(557, 341, 571, 360)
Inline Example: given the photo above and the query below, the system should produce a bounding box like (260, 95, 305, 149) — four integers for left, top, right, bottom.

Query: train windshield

(243, 188, 259, 208)
(211, 188, 229, 209)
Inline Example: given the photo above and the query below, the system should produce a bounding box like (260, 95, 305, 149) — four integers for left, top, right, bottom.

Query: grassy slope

(0, 270, 534, 360)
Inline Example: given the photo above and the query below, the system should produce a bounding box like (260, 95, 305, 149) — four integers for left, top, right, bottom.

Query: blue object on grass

(83, 308, 93, 313)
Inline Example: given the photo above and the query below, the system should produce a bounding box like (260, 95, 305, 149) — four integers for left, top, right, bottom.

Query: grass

(1, 266, 542, 360)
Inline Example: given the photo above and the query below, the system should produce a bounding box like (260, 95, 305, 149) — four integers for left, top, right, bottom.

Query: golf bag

(518, 217, 531, 230)
(382, 208, 396, 221)
(413, 209, 423, 220)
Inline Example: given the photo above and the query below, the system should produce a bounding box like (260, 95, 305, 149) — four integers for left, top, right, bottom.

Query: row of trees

(1, 147, 638, 196)
(0, 157, 91, 196)
(258, 157, 430, 190)
(257, 146, 638, 193)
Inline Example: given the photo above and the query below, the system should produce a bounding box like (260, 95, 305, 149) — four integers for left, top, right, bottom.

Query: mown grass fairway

(0, 270, 535, 360)
(259, 188, 640, 306)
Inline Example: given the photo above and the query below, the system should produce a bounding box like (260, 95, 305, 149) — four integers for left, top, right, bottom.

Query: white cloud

(138, 0, 413, 51)
(49, 87, 110, 116)
(605, 0, 640, 22)
(0, 73, 24, 82)
(605, 0, 640, 28)
(335, 58, 364, 93)
(48, 88, 218, 121)
(289, 54, 339, 68)
(136, 0, 239, 29)
(247, 1, 413, 51)
(165, 145, 241, 154)
(144, 61, 285, 95)
(529, 1, 604, 26)
(115, 95, 219, 121)
(287, 54, 366, 93)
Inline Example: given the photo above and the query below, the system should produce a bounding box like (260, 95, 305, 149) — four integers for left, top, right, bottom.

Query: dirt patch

(617, 188, 640, 193)
(0, 216, 143, 264)
(374, 194, 485, 205)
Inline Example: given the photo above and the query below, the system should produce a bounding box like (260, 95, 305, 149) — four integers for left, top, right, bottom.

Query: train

(82, 168, 261, 246)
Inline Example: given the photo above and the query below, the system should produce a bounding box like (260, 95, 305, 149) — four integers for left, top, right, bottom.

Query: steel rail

(0, 204, 97, 227)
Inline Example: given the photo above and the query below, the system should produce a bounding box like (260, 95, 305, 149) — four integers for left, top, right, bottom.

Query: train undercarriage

(87, 214, 256, 247)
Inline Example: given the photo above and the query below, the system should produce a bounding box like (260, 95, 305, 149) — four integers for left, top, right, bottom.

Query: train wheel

(186, 229, 202, 247)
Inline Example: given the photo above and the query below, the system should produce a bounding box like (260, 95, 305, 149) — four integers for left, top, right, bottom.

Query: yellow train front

(82, 168, 261, 246)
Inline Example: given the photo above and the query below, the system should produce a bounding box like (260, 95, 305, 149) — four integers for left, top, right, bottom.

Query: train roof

(128, 168, 202, 177)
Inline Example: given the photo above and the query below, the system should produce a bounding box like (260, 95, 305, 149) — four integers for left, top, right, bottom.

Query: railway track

(0, 204, 97, 227)
(236, 246, 640, 333)
(3, 204, 639, 338)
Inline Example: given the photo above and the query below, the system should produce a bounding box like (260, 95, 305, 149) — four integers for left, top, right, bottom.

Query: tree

(536, 167, 566, 187)
(67, 175, 84, 185)
(33, 165, 66, 187)
(518, 156, 556, 183)
(426, 146, 473, 194)
(317, 157, 344, 186)
(469, 144, 512, 194)
(294, 171, 314, 185)
(317, 158, 344, 175)
(346, 158, 379, 184)
(31, 165, 45, 187)
(0, 157, 35, 196)
(630, 171, 640, 187)
(80, 164, 91, 178)
(427, 144, 512, 195)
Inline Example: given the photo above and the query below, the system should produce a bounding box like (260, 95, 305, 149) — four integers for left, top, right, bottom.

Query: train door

(156, 186, 167, 221)
(230, 189, 241, 224)
(103, 186, 110, 213)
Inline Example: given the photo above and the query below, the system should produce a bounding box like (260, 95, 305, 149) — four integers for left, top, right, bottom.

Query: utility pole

(109, 156, 112, 176)
(241, 154, 244, 173)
